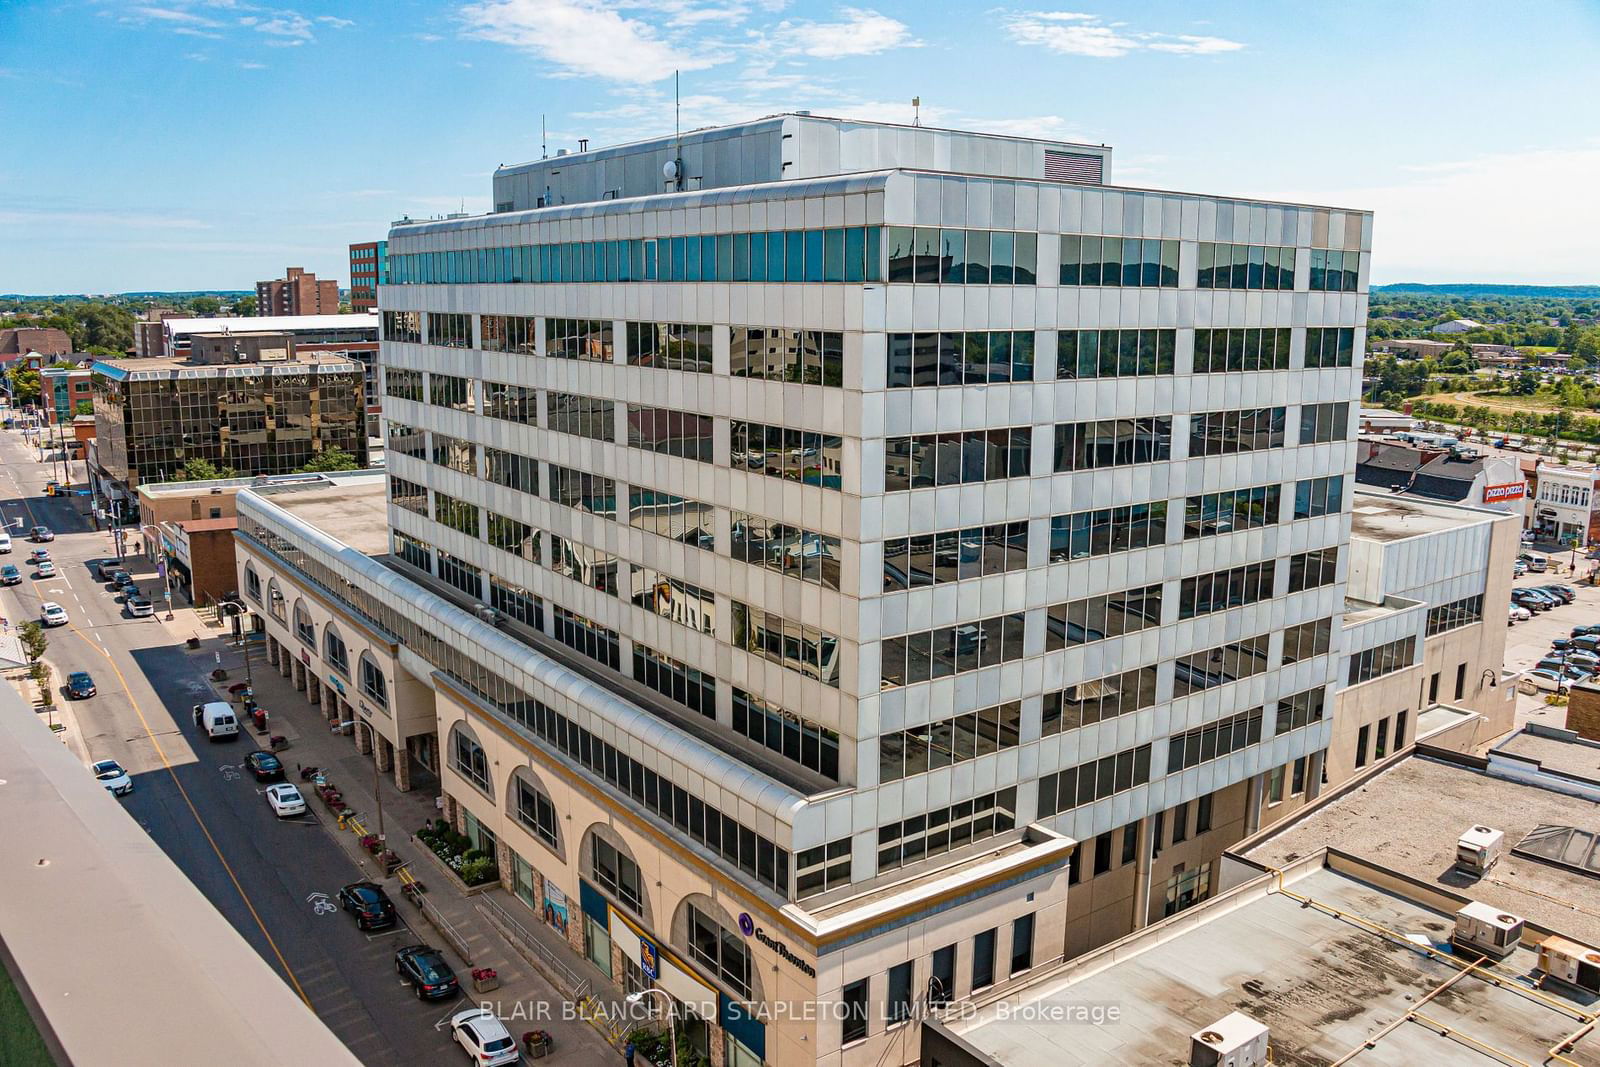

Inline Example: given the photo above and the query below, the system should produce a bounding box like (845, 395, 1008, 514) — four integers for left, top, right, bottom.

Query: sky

(2, 0, 1599, 294)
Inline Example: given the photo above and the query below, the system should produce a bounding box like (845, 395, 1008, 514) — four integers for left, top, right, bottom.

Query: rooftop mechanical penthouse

(243, 112, 1371, 1067)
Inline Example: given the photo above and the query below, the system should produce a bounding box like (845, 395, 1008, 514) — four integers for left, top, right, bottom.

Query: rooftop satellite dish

(663, 159, 681, 182)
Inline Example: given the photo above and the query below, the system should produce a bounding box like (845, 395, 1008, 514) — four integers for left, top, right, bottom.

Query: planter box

(473, 976, 500, 994)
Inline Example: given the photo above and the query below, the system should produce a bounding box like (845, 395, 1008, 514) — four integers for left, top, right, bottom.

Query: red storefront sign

(1484, 483, 1526, 503)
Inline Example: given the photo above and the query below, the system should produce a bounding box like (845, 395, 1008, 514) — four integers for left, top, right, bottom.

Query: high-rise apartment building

(236, 113, 1371, 1067)
(349, 241, 388, 312)
(256, 266, 340, 316)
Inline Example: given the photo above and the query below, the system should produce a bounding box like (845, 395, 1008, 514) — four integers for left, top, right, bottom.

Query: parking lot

(1505, 552, 1600, 730)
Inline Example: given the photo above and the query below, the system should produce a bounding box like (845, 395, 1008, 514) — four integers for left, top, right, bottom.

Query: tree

(296, 445, 361, 473)
(17, 621, 47, 664)
(1569, 354, 1591, 372)
(1511, 372, 1541, 396)
(173, 457, 238, 481)
(189, 296, 221, 316)
(32, 662, 53, 708)
(11, 369, 40, 406)
(231, 294, 257, 317)
(74, 400, 93, 416)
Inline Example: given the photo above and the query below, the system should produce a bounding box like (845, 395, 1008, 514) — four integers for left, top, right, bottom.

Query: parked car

(1573, 624, 1600, 638)
(339, 882, 397, 930)
(1513, 590, 1553, 611)
(1513, 559, 1528, 577)
(28, 525, 53, 542)
(1522, 530, 1538, 545)
(1572, 634, 1600, 653)
(1520, 553, 1549, 573)
(264, 782, 307, 817)
(449, 1009, 519, 1067)
(94, 559, 121, 581)
(1536, 584, 1577, 604)
(116, 577, 139, 598)
(126, 594, 154, 618)
(108, 569, 132, 589)
(395, 944, 460, 1000)
(28, 548, 50, 564)
(244, 750, 284, 782)
(1535, 658, 1591, 681)
(1524, 668, 1567, 691)
(0, 564, 20, 586)
(1509, 605, 1531, 623)
(65, 671, 96, 699)
(91, 759, 133, 796)
(1552, 637, 1573, 652)
(39, 602, 68, 627)
(0, 532, 11, 553)
(1565, 650, 1600, 669)
(35, 560, 56, 579)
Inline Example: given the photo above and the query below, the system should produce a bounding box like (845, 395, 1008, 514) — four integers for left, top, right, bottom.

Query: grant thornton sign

(739, 912, 815, 978)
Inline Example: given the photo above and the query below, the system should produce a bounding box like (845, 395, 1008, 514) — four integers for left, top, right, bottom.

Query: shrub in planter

(459, 858, 499, 886)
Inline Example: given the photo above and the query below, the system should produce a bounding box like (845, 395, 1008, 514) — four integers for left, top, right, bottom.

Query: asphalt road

(0, 427, 463, 1065)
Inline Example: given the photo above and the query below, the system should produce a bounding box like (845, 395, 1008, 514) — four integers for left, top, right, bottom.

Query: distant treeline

(1375, 283, 1600, 299)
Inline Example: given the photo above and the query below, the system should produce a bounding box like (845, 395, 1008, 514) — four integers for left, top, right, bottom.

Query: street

(0, 426, 462, 1065)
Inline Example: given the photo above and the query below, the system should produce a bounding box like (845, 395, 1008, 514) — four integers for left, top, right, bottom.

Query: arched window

(449, 723, 490, 793)
(244, 563, 261, 604)
(675, 896, 754, 1002)
(292, 599, 315, 647)
(582, 826, 646, 918)
(508, 767, 559, 851)
(266, 578, 286, 621)
(323, 624, 349, 675)
(358, 652, 387, 708)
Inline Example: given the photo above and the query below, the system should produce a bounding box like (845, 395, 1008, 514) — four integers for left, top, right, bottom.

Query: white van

(0, 532, 11, 553)
(193, 701, 240, 740)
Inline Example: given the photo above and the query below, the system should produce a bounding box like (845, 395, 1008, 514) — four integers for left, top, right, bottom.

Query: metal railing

(476, 893, 584, 994)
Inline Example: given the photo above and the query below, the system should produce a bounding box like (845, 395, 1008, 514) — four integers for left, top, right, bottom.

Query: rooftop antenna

(912, 96, 920, 127)
(541, 114, 547, 160)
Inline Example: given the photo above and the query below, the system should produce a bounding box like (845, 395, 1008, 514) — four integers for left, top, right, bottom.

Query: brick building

(348, 241, 387, 313)
(256, 267, 340, 316)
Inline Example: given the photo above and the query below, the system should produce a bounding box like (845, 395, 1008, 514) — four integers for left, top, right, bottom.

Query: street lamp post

(217, 601, 255, 706)
(624, 989, 679, 1067)
(333, 717, 385, 842)
(139, 523, 176, 620)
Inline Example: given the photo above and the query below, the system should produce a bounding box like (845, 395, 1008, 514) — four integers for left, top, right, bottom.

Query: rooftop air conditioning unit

(1453, 901, 1525, 959)
(1456, 825, 1504, 875)
(1189, 1012, 1269, 1067)
(475, 605, 501, 627)
(1536, 935, 1600, 994)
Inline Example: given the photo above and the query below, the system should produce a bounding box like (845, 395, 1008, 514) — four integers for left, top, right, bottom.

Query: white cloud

(775, 7, 915, 58)
(458, 0, 720, 83)
(1005, 11, 1243, 58)
(0, 208, 212, 230)
(238, 60, 267, 69)
(251, 13, 314, 40)
(316, 15, 354, 28)
(128, 6, 224, 28)
(1265, 146, 1600, 284)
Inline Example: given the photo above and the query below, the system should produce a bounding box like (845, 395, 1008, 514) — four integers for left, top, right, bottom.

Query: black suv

(395, 944, 459, 1000)
(339, 881, 397, 930)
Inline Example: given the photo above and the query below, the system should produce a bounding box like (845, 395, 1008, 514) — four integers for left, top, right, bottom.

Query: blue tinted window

(804, 230, 824, 282)
(716, 235, 733, 280)
(670, 237, 686, 281)
(732, 234, 749, 281)
(749, 233, 766, 281)
(845, 228, 865, 282)
(644, 240, 657, 280)
(866, 227, 881, 281)
(768, 232, 786, 280)
(785, 231, 804, 281)
(824, 229, 845, 282)
(685, 235, 702, 281)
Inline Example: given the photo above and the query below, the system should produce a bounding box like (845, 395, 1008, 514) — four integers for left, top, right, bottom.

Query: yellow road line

(8, 457, 315, 1008)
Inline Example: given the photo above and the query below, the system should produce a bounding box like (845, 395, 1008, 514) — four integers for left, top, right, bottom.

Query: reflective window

(629, 492, 713, 551)
(731, 327, 843, 385)
(878, 612, 1027, 688)
(1304, 327, 1356, 368)
(484, 447, 538, 495)
(1282, 617, 1333, 664)
(1056, 329, 1174, 379)
(630, 568, 715, 635)
(626, 406, 713, 462)
(732, 511, 840, 589)
(547, 392, 614, 442)
(632, 643, 715, 717)
(1044, 584, 1163, 650)
(877, 789, 1017, 871)
(1041, 664, 1158, 736)
(1293, 475, 1343, 519)
(1167, 709, 1263, 773)
(1185, 484, 1281, 538)
(549, 535, 619, 596)
(1197, 242, 1296, 290)
(1059, 236, 1178, 287)
(1193, 328, 1291, 373)
(546, 318, 613, 362)
(1037, 745, 1152, 817)
(1049, 503, 1165, 562)
(1189, 408, 1287, 456)
(730, 421, 844, 490)
(884, 427, 1031, 490)
(1178, 562, 1276, 619)
(427, 312, 471, 348)
(382, 310, 421, 343)
(878, 702, 1021, 782)
(1275, 687, 1326, 734)
(479, 314, 536, 354)
(1172, 634, 1271, 697)
(886, 227, 1037, 286)
(886, 331, 1035, 387)
(730, 601, 839, 688)
(733, 688, 839, 780)
(1299, 402, 1350, 444)
(1287, 547, 1339, 593)
(884, 521, 1026, 589)
(1053, 419, 1171, 471)
(627, 322, 712, 372)
(432, 492, 479, 537)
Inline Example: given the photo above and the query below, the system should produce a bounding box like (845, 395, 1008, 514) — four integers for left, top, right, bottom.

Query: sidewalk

(158, 604, 633, 1064)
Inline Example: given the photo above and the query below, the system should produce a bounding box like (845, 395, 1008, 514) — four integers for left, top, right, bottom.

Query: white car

(1509, 605, 1531, 623)
(92, 759, 133, 796)
(450, 1008, 519, 1066)
(0, 532, 11, 553)
(264, 783, 307, 817)
(36, 559, 56, 579)
(39, 602, 68, 627)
